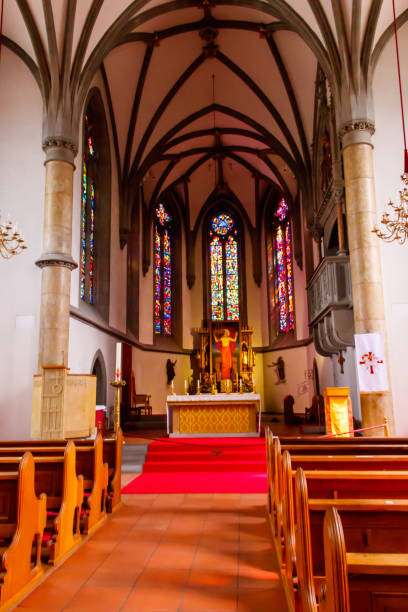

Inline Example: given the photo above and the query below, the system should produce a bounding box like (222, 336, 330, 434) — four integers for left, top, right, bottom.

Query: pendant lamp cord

(392, 0, 408, 173)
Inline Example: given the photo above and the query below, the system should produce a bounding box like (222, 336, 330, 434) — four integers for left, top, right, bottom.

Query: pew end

(45, 441, 84, 565)
(0, 453, 47, 610)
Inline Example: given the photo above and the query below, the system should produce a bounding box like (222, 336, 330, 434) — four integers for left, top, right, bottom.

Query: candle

(239, 379, 242, 392)
(171, 380, 174, 394)
(184, 379, 188, 394)
(197, 380, 200, 391)
(115, 343, 122, 382)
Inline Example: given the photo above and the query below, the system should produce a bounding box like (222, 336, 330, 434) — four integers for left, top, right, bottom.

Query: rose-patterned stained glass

(275, 198, 288, 222)
(154, 204, 172, 335)
(156, 203, 171, 226)
(212, 213, 234, 236)
(210, 236, 224, 320)
(225, 235, 239, 320)
(209, 213, 239, 321)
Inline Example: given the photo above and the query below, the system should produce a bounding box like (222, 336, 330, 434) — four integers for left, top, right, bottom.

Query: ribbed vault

(2, 0, 408, 250)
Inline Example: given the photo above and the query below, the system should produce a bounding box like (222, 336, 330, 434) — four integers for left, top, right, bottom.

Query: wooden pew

(321, 507, 408, 612)
(281, 442, 408, 455)
(0, 434, 108, 536)
(0, 429, 123, 513)
(273, 450, 408, 608)
(0, 453, 46, 610)
(76, 429, 123, 512)
(0, 445, 83, 565)
(268, 436, 408, 533)
(294, 467, 408, 612)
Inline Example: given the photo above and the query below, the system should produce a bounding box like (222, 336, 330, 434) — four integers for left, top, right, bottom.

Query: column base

(360, 392, 393, 436)
(31, 367, 96, 439)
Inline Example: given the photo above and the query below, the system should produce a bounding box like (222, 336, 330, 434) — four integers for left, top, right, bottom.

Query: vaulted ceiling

(2, 1, 407, 232)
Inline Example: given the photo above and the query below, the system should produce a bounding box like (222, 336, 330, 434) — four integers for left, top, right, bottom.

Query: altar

(166, 393, 261, 437)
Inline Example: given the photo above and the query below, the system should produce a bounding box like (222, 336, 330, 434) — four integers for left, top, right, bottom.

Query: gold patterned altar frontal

(177, 405, 257, 434)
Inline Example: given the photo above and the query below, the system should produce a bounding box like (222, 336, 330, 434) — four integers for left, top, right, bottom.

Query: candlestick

(239, 379, 243, 393)
(184, 379, 189, 395)
(197, 379, 200, 395)
(115, 343, 122, 382)
(110, 379, 126, 432)
(171, 380, 175, 395)
(252, 375, 256, 393)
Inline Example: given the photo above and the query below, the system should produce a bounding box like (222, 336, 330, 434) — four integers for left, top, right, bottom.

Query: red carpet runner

(122, 437, 267, 494)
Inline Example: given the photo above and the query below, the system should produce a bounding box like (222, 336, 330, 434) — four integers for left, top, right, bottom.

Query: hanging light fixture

(373, 0, 408, 243)
(0, 4, 27, 259)
(0, 212, 27, 259)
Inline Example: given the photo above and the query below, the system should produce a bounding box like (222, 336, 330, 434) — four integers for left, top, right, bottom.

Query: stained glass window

(80, 115, 97, 305)
(209, 213, 240, 321)
(267, 198, 294, 334)
(154, 204, 172, 335)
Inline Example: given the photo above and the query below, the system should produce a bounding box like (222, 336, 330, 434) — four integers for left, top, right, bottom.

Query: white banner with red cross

(354, 333, 389, 392)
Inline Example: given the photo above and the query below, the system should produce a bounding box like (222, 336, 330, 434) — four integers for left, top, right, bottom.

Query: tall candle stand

(110, 379, 126, 433)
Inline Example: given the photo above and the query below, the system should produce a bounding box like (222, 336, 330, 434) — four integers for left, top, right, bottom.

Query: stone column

(35, 139, 77, 438)
(340, 122, 394, 434)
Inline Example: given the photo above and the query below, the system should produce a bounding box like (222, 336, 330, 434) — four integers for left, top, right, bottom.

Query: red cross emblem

(359, 351, 383, 374)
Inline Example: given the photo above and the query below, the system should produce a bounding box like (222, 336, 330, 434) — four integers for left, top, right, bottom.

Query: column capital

(338, 120, 375, 149)
(35, 252, 78, 271)
(42, 136, 77, 166)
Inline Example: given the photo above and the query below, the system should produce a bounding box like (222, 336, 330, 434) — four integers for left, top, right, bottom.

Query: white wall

(0, 48, 44, 438)
(372, 20, 408, 435)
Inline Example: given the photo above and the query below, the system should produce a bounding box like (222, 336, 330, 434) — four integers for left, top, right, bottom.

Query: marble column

(35, 139, 77, 438)
(341, 122, 394, 434)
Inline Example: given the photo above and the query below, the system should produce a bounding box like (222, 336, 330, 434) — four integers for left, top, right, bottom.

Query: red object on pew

(95, 408, 104, 429)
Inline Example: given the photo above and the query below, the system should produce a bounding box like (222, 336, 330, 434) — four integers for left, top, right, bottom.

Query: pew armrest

(346, 552, 408, 575)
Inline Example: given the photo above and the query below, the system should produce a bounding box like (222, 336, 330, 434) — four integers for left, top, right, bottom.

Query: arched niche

(91, 350, 107, 406)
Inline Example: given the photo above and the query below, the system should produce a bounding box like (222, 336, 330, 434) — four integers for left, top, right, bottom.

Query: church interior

(1, 0, 408, 610)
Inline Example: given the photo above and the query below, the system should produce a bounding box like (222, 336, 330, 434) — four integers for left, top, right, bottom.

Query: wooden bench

(267, 435, 408, 541)
(269, 444, 408, 608)
(320, 507, 408, 612)
(0, 434, 108, 536)
(274, 434, 408, 444)
(0, 453, 46, 610)
(294, 467, 408, 612)
(0, 444, 83, 565)
(0, 429, 123, 513)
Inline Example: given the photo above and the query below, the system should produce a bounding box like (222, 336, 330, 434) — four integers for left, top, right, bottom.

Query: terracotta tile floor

(15, 477, 288, 612)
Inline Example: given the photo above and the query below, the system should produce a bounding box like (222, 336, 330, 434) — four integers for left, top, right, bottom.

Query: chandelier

(0, 212, 27, 259)
(374, 1, 408, 245)
(373, 174, 408, 243)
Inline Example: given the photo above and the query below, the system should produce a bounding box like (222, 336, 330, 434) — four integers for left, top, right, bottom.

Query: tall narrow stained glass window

(154, 203, 172, 335)
(267, 198, 294, 334)
(81, 116, 97, 304)
(209, 213, 240, 321)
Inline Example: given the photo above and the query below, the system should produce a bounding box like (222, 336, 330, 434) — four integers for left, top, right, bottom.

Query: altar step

(143, 460, 266, 473)
(142, 437, 266, 474)
(122, 443, 149, 473)
(145, 450, 266, 463)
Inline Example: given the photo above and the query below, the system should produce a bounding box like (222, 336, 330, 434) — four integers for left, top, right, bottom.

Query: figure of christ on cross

(214, 328, 237, 380)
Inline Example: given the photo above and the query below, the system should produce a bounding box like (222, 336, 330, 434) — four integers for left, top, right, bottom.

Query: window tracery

(267, 198, 295, 335)
(209, 213, 240, 321)
(154, 203, 172, 335)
